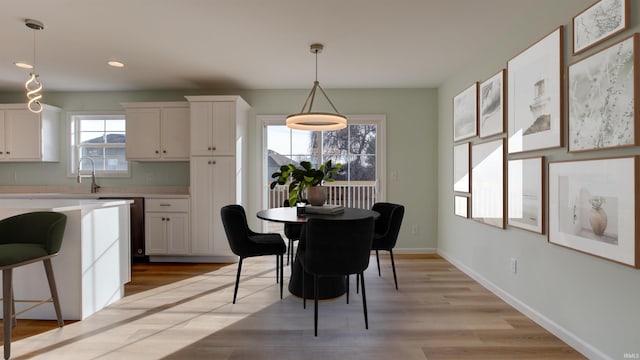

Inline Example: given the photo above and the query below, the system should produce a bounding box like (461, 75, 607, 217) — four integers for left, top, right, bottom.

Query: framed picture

(508, 157, 544, 234)
(548, 157, 639, 268)
(453, 83, 478, 142)
(507, 27, 563, 154)
(569, 33, 638, 152)
(454, 195, 469, 218)
(471, 139, 504, 228)
(573, 0, 629, 55)
(479, 70, 505, 138)
(453, 142, 470, 193)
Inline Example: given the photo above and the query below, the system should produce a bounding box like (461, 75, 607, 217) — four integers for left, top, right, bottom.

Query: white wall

(437, 1, 640, 359)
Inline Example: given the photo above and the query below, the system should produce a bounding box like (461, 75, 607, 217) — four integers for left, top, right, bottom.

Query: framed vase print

(471, 139, 504, 228)
(507, 27, 563, 154)
(573, 0, 629, 55)
(453, 83, 478, 142)
(548, 157, 639, 268)
(568, 34, 638, 152)
(479, 70, 505, 138)
(508, 157, 544, 234)
(453, 142, 470, 193)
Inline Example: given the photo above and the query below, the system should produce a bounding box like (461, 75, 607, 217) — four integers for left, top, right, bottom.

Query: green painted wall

(0, 87, 437, 252)
(437, 1, 639, 358)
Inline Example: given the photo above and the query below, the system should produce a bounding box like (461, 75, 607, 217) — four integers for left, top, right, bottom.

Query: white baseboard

(438, 250, 610, 360)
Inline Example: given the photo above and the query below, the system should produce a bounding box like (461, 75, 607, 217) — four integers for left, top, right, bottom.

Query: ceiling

(0, 0, 592, 92)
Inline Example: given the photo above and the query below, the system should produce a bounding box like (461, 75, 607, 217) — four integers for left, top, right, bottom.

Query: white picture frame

(508, 157, 544, 234)
(471, 139, 504, 228)
(479, 70, 505, 138)
(453, 142, 470, 193)
(453, 83, 478, 142)
(573, 0, 629, 55)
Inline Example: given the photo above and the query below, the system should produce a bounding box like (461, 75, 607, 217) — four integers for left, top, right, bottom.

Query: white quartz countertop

(0, 198, 132, 212)
(0, 193, 189, 199)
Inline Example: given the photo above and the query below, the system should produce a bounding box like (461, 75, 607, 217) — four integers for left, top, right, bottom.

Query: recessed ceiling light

(15, 61, 33, 69)
(107, 60, 125, 68)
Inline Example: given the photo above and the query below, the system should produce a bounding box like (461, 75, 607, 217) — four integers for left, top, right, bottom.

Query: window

(69, 113, 129, 177)
(262, 114, 385, 209)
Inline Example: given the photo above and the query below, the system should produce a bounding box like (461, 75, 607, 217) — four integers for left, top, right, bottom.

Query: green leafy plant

(270, 160, 342, 206)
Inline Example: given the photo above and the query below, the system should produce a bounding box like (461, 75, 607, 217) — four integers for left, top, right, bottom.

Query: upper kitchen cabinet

(0, 103, 60, 162)
(185, 96, 250, 156)
(121, 102, 189, 161)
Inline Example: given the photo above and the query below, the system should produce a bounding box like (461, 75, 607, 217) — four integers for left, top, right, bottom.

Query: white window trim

(257, 114, 386, 210)
(67, 111, 131, 178)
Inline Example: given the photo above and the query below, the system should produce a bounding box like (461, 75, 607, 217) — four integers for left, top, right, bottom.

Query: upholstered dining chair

(371, 202, 405, 290)
(298, 217, 374, 336)
(282, 199, 305, 266)
(0, 211, 67, 360)
(220, 204, 286, 304)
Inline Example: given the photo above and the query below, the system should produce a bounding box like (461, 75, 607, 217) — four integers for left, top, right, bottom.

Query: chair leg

(279, 254, 284, 299)
(3, 269, 13, 360)
(345, 275, 350, 304)
(376, 250, 381, 276)
(287, 239, 292, 265)
(314, 275, 319, 337)
(389, 249, 398, 290)
(233, 257, 243, 304)
(360, 271, 369, 330)
(276, 255, 280, 284)
(302, 268, 306, 309)
(43, 259, 64, 327)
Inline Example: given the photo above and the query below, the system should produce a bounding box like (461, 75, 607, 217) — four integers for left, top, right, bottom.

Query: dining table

(257, 206, 379, 300)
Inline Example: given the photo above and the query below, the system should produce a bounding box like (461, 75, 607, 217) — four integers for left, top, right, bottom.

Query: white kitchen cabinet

(145, 198, 190, 255)
(122, 102, 189, 161)
(0, 103, 60, 162)
(186, 95, 249, 260)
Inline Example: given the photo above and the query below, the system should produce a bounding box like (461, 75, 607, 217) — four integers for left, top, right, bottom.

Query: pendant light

(286, 44, 347, 131)
(24, 19, 44, 114)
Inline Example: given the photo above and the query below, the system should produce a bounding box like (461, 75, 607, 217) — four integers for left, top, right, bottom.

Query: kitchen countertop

(0, 198, 133, 212)
(0, 193, 190, 199)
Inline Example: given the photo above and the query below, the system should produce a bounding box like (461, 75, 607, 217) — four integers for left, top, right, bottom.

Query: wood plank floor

(2, 255, 585, 359)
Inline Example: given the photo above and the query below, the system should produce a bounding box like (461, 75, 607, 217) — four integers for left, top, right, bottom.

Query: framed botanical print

(453, 142, 470, 193)
(507, 27, 563, 154)
(508, 157, 544, 234)
(479, 70, 505, 138)
(548, 157, 639, 268)
(471, 139, 504, 228)
(568, 33, 638, 152)
(573, 0, 629, 55)
(453, 83, 478, 142)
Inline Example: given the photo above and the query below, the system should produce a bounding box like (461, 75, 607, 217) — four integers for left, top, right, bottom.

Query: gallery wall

(437, 1, 639, 358)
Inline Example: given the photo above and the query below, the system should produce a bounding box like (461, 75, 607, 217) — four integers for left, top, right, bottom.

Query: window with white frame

(69, 113, 129, 177)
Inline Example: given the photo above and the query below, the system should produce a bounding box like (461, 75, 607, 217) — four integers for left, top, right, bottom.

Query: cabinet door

(166, 213, 190, 254)
(190, 101, 235, 156)
(125, 108, 161, 159)
(145, 213, 167, 254)
(161, 107, 189, 160)
(190, 157, 215, 254)
(0, 112, 5, 158)
(4, 109, 41, 160)
(210, 156, 235, 256)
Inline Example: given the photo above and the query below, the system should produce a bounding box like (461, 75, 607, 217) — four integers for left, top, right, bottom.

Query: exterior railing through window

(267, 181, 377, 209)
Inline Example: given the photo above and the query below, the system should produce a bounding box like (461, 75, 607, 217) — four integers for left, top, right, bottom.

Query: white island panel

(0, 199, 131, 320)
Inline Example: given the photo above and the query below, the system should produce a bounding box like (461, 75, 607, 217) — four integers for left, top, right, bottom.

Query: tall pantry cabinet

(186, 96, 249, 259)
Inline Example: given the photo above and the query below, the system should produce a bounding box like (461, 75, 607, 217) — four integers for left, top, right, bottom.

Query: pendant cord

(32, 29, 37, 71)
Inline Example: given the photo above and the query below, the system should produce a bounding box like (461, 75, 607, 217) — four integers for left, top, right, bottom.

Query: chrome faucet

(77, 156, 100, 193)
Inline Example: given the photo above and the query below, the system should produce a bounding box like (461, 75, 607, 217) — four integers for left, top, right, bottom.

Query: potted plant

(270, 160, 342, 206)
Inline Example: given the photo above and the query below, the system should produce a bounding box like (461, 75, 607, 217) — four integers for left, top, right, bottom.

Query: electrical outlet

(510, 258, 517, 274)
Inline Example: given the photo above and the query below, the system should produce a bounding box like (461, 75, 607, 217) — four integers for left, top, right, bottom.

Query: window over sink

(69, 112, 129, 177)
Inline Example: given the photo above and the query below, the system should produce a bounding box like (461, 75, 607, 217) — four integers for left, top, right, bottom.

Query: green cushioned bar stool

(0, 211, 67, 360)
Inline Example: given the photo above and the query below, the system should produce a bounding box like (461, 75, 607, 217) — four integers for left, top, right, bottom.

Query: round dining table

(257, 206, 379, 300)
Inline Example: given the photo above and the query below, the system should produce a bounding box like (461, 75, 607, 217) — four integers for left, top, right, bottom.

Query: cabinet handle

(212, 146, 216, 151)
(166, 217, 170, 221)
(0, 151, 3, 154)
(155, 150, 159, 154)
(208, 160, 216, 165)
(207, 146, 212, 151)
(162, 217, 166, 221)
(160, 204, 171, 207)
(163, 150, 167, 154)
(6, 151, 10, 155)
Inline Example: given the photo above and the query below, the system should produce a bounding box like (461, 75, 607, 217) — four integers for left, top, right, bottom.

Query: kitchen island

(0, 198, 131, 320)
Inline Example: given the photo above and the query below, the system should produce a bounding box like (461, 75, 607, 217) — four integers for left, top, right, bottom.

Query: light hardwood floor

(2, 254, 584, 359)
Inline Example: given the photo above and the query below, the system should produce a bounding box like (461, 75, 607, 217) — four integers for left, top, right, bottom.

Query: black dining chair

(0, 211, 67, 360)
(371, 202, 405, 290)
(283, 199, 305, 266)
(220, 204, 286, 304)
(297, 217, 374, 336)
